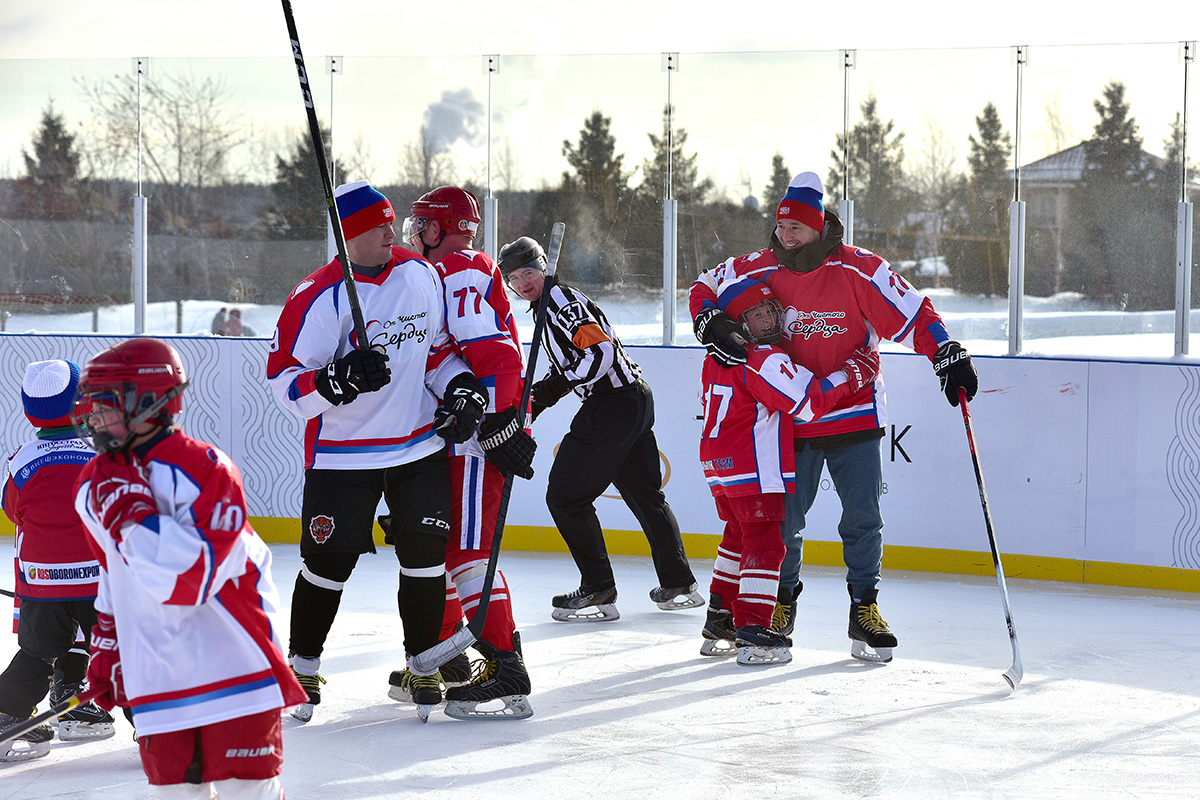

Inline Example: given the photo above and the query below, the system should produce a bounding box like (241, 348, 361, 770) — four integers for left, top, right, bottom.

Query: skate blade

(416, 704, 436, 723)
(445, 696, 533, 721)
(736, 646, 793, 666)
(289, 703, 314, 722)
(0, 741, 51, 762)
(58, 721, 116, 741)
(655, 591, 705, 611)
(551, 603, 620, 622)
(850, 640, 893, 664)
(699, 637, 738, 657)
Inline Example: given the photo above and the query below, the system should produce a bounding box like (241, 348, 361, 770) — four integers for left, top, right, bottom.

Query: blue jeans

(780, 436, 884, 599)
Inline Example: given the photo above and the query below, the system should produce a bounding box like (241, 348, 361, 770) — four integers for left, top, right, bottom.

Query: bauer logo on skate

(310, 515, 335, 544)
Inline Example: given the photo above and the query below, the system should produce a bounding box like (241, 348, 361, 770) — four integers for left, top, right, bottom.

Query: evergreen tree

(267, 127, 346, 241)
(562, 110, 629, 224)
(827, 93, 907, 254)
(638, 104, 713, 204)
(561, 111, 632, 284)
(948, 102, 1012, 296)
(763, 152, 791, 214)
(14, 102, 87, 220)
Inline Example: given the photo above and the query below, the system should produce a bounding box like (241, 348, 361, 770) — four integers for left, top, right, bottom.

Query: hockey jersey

(267, 246, 470, 470)
(700, 345, 859, 497)
(74, 432, 307, 737)
(690, 242, 950, 439)
(538, 281, 641, 399)
(435, 248, 527, 459)
(4, 431, 99, 605)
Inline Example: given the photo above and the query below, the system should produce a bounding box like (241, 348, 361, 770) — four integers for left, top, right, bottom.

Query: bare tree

(398, 126, 455, 187)
(907, 112, 961, 287)
(493, 135, 521, 192)
(1041, 94, 1076, 156)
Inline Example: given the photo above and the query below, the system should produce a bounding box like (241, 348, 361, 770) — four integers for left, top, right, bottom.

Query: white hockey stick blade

(1003, 658, 1024, 689)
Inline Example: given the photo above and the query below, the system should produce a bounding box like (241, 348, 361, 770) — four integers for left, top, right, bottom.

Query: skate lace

(292, 669, 326, 693)
(462, 657, 498, 688)
(770, 602, 792, 632)
(398, 670, 441, 692)
(855, 603, 891, 634)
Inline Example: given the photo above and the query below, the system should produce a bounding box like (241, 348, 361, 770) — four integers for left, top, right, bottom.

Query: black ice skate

(391, 667, 443, 722)
(699, 606, 737, 657)
(551, 585, 620, 622)
(51, 678, 115, 742)
(770, 581, 802, 637)
(648, 582, 704, 611)
(0, 712, 53, 763)
(848, 587, 898, 663)
(388, 650, 473, 702)
(735, 625, 793, 666)
(444, 649, 533, 721)
(289, 655, 326, 722)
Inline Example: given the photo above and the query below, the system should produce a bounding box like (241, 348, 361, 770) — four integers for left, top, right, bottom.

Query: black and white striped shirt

(538, 282, 641, 399)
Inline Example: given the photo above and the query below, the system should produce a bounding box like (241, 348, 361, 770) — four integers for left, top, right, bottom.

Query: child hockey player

(1, 359, 114, 762)
(699, 279, 878, 665)
(71, 338, 306, 798)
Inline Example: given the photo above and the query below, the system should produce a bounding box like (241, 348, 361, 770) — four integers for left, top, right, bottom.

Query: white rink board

(1, 333, 1198, 575)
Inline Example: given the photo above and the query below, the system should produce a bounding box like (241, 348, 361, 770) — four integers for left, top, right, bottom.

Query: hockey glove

(694, 306, 748, 368)
(932, 340, 978, 407)
(530, 373, 572, 410)
(478, 407, 537, 480)
(87, 613, 127, 712)
(314, 347, 391, 406)
(841, 346, 881, 393)
(89, 455, 156, 540)
(435, 372, 489, 445)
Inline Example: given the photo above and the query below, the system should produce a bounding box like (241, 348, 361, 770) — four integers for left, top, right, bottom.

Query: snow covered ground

(1, 543, 1197, 799)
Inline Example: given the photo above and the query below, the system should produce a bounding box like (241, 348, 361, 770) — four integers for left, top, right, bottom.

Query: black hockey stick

(0, 686, 103, 746)
(410, 222, 565, 675)
(280, 0, 369, 350)
(959, 388, 1024, 689)
(0, 588, 13, 598)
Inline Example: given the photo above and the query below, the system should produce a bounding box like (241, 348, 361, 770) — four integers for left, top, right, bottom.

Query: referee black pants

(546, 379, 694, 593)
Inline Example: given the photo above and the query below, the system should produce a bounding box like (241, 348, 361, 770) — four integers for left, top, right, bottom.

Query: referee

(499, 236, 701, 622)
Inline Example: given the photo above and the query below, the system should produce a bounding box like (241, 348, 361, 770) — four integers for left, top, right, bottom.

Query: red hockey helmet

(71, 337, 190, 453)
(405, 186, 481, 245)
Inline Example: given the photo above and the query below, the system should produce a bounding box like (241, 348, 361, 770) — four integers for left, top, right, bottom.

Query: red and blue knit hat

(776, 172, 825, 234)
(717, 277, 776, 322)
(334, 180, 396, 240)
(22, 359, 81, 428)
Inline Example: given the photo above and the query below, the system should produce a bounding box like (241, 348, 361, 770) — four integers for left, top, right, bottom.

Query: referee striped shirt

(539, 281, 640, 399)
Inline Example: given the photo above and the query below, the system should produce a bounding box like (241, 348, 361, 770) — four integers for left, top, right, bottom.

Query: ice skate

(735, 625, 793, 666)
(388, 651, 473, 701)
(391, 668, 442, 722)
(770, 581, 802, 637)
(445, 649, 533, 721)
(649, 582, 704, 611)
(0, 712, 53, 763)
(699, 606, 737, 657)
(51, 680, 115, 742)
(551, 585, 620, 622)
(848, 588, 898, 664)
(289, 655, 326, 722)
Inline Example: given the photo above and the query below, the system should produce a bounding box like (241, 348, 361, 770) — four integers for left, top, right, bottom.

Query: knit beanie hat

(22, 359, 81, 428)
(334, 180, 396, 240)
(776, 172, 825, 234)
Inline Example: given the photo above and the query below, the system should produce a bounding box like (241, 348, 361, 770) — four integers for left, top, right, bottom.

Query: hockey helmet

(404, 186, 481, 245)
(717, 278, 784, 345)
(498, 236, 547, 280)
(72, 337, 189, 454)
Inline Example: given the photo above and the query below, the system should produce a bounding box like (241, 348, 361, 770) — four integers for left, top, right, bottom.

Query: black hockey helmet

(498, 236, 546, 279)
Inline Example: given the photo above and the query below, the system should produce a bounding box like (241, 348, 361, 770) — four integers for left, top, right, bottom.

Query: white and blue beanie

(22, 359, 81, 428)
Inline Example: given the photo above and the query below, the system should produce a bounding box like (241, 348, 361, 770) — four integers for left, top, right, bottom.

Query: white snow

(2, 543, 1197, 799)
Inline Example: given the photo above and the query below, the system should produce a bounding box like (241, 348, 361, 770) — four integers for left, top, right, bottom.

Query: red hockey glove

(841, 346, 881, 393)
(87, 613, 127, 711)
(90, 455, 156, 539)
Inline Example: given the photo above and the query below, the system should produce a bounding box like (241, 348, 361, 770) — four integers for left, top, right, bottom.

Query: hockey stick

(959, 387, 1024, 689)
(410, 222, 565, 675)
(0, 588, 13, 598)
(0, 687, 103, 746)
(280, 0, 369, 350)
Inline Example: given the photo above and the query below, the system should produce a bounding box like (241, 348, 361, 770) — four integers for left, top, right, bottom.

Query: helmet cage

(737, 298, 785, 345)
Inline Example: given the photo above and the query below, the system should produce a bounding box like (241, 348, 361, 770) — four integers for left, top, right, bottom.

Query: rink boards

(1, 333, 1197, 593)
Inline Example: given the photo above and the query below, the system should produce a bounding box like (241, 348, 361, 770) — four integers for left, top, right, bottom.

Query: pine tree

(267, 127, 346, 241)
(560, 111, 632, 284)
(639, 104, 712, 204)
(827, 94, 907, 254)
(948, 102, 1012, 296)
(14, 102, 87, 220)
(562, 110, 629, 224)
(763, 152, 791, 214)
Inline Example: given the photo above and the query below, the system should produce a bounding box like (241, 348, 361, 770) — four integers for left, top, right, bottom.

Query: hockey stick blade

(408, 222, 566, 675)
(0, 687, 103, 745)
(960, 388, 1023, 689)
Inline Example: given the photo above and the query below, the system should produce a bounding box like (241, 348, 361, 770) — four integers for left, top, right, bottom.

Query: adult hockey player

(690, 172, 978, 663)
(0, 360, 114, 762)
(71, 338, 307, 798)
(500, 235, 701, 622)
(268, 180, 484, 722)
(698, 279, 878, 665)
(392, 185, 536, 721)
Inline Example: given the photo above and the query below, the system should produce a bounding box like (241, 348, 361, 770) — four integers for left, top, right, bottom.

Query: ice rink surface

(1, 544, 1197, 799)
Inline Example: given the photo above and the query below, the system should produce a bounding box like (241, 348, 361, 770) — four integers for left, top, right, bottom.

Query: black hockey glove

(435, 372, 489, 444)
(694, 306, 747, 368)
(314, 347, 391, 406)
(932, 340, 978, 407)
(530, 373, 572, 410)
(478, 407, 536, 480)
